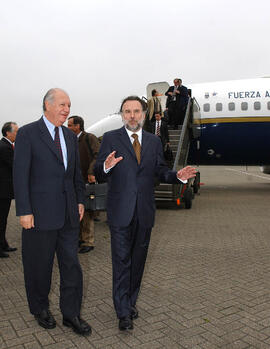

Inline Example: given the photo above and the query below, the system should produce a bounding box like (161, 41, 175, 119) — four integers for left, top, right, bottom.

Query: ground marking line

(225, 168, 270, 181)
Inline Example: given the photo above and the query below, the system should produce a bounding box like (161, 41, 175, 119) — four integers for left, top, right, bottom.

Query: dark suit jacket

(165, 85, 189, 109)
(13, 117, 85, 230)
(151, 120, 169, 147)
(78, 131, 100, 182)
(94, 126, 178, 228)
(0, 138, 14, 199)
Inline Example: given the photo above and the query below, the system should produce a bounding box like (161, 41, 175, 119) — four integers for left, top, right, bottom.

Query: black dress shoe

(3, 246, 17, 252)
(119, 316, 133, 331)
(78, 239, 84, 247)
(63, 316, 91, 335)
(131, 306, 138, 319)
(79, 246, 94, 254)
(0, 250, 9, 258)
(34, 309, 56, 329)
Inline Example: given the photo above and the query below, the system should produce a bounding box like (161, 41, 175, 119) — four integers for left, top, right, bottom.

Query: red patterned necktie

(54, 127, 63, 162)
(156, 121, 160, 136)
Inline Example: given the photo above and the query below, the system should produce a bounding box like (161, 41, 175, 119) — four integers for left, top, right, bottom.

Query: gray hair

(42, 88, 68, 112)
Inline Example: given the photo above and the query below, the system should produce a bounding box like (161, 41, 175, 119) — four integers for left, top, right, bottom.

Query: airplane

(87, 77, 270, 172)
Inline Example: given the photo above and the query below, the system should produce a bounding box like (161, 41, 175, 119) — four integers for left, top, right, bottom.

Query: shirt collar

(3, 137, 13, 145)
(77, 131, 82, 138)
(43, 115, 60, 133)
(125, 127, 142, 144)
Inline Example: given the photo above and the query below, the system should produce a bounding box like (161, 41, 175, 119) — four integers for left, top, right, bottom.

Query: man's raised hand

(177, 166, 197, 181)
(105, 151, 123, 171)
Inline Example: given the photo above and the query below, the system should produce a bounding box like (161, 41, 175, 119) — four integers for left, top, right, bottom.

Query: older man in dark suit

(0, 122, 18, 258)
(13, 88, 91, 335)
(94, 96, 196, 331)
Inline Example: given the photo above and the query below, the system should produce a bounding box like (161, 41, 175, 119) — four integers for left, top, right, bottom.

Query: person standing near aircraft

(13, 88, 91, 336)
(147, 89, 163, 122)
(68, 115, 100, 254)
(94, 96, 196, 331)
(0, 122, 18, 258)
(165, 78, 189, 129)
(151, 113, 170, 148)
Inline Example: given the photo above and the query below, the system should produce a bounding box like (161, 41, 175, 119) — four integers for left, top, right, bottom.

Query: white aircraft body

(87, 77, 270, 168)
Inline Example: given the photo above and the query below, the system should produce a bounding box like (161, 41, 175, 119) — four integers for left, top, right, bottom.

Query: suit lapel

(141, 130, 151, 164)
(1, 137, 13, 150)
(38, 117, 63, 165)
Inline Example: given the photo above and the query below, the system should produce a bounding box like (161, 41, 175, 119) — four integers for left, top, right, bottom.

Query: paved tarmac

(1, 166, 270, 349)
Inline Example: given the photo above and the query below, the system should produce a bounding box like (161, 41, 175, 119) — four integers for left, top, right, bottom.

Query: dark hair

(174, 78, 182, 83)
(68, 115, 84, 131)
(151, 89, 157, 97)
(120, 96, 147, 113)
(2, 122, 16, 137)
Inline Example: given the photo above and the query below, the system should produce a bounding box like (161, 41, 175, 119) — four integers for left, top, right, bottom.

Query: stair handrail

(172, 98, 193, 171)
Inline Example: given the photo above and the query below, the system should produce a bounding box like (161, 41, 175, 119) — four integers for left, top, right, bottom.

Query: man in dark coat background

(151, 113, 170, 148)
(94, 96, 196, 331)
(68, 115, 100, 253)
(0, 122, 18, 258)
(13, 88, 91, 336)
(165, 78, 189, 129)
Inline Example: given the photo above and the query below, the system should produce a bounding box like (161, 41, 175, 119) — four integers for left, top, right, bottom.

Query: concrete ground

(1, 166, 270, 348)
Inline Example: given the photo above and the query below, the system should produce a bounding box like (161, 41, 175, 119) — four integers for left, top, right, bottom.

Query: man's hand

(88, 175, 96, 183)
(78, 204, 84, 222)
(175, 90, 180, 94)
(177, 166, 197, 181)
(105, 151, 123, 171)
(20, 214, 34, 229)
(168, 92, 173, 96)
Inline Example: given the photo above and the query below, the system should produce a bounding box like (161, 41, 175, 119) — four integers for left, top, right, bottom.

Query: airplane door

(146, 82, 170, 111)
(191, 97, 201, 139)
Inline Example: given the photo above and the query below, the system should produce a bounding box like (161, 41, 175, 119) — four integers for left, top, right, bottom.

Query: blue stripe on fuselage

(188, 121, 270, 165)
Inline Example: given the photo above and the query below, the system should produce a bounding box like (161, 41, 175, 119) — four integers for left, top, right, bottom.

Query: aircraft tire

(184, 188, 193, 209)
(193, 172, 200, 194)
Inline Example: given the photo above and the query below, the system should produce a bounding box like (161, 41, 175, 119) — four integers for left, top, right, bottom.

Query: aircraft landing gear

(193, 172, 200, 194)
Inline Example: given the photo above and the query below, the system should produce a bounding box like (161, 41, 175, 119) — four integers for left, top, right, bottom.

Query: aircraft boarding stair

(154, 98, 200, 209)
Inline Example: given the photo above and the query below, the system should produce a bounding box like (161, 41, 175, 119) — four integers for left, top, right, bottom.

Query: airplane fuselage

(189, 78, 270, 165)
(87, 77, 270, 167)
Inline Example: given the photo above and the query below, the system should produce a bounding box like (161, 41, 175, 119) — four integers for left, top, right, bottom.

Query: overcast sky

(1, 0, 269, 127)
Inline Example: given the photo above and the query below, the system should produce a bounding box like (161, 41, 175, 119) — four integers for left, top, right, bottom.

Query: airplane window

(228, 102, 235, 111)
(216, 103, 222, 111)
(268, 101, 270, 110)
(203, 103, 210, 112)
(241, 102, 248, 111)
(254, 101, 261, 110)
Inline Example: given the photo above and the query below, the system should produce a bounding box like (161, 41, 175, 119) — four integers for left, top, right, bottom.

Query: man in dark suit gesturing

(165, 78, 189, 129)
(13, 88, 91, 335)
(0, 122, 18, 258)
(94, 96, 196, 331)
